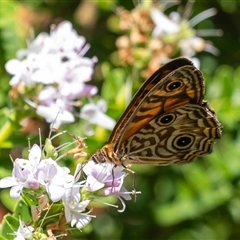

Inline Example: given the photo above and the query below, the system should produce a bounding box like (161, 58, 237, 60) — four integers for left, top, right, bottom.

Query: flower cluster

(0, 138, 138, 238)
(5, 21, 115, 132)
(116, 2, 221, 78)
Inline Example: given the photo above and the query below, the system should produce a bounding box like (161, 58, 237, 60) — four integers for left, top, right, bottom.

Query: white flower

(5, 58, 34, 86)
(83, 160, 128, 197)
(80, 100, 116, 135)
(38, 86, 58, 104)
(0, 144, 75, 202)
(36, 101, 75, 128)
(36, 158, 74, 202)
(60, 82, 98, 99)
(64, 199, 92, 230)
(63, 164, 86, 205)
(49, 21, 87, 54)
(29, 53, 64, 84)
(13, 219, 34, 240)
(83, 160, 117, 191)
(0, 164, 26, 199)
(0, 144, 42, 198)
(17, 32, 50, 57)
(150, 6, 220, 57)
(178, 36, 219, 57)
(62, 163, 92, 230)
(83, 160, 138, 212)
(5, 20, 98, 128)
(151, 8, 180, 37)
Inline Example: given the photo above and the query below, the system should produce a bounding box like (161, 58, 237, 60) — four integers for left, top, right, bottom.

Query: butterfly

(92, 57, 222, 167)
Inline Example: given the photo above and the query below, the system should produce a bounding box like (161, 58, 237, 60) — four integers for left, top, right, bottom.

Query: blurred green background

(1, 0, 240, 239)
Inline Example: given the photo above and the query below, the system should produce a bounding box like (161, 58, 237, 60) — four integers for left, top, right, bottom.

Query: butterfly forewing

(114, 66, 205, 148)
(108, 58, 200, 145)
(92, 57, 222, 166)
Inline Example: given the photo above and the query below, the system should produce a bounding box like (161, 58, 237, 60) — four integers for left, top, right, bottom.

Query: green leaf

(101, 62, 126, 103)
(0, 190, 16, 212)
(208, 65, 234, 99)
(95, 0, 117, 11)
(13, 200, 31, 223)
(0, 214, 19, 240)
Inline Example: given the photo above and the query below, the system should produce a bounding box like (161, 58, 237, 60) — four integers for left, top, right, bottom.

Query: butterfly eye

(173, 134, 194, 150)
(158, 113, 175, 125)
(167, 81, 182, 91)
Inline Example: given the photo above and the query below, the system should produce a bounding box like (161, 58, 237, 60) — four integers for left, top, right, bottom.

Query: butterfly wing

(119, 103, 221, 165)
(92, 57, 221, 166)
(109, 58, 205, 151)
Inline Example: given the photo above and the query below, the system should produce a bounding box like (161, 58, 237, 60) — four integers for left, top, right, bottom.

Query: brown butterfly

(92, 57, 222, 167)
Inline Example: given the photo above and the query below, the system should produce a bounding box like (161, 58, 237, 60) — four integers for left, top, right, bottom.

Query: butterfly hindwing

(119, 104, 221, 165)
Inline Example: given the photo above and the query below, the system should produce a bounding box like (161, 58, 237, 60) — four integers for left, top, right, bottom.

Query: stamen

(204, 44, 220, 55)
(117, 196, 126, 213)
(79, 43, 90, 57)
(96, 200, 118, 209)
(38, 128, 42, 149)
(50, 112, 61, 130)
(24, 98, 37, 108)
(38, 203, 54, 228)
(161, 0, 180, 12)
(189, 8, 217, 27)
(182, 0, 194, 20)
(28, 137, 31, 150)
(9, 154, 14, 163)
(196, 29, 223, 37)
(54, 233, 68, 238)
